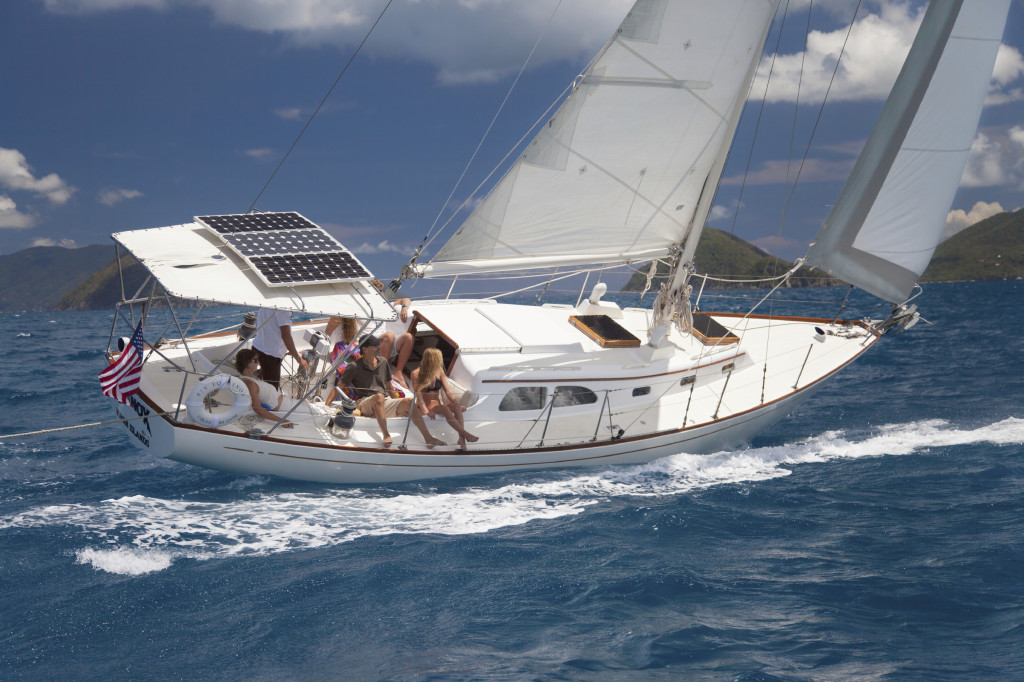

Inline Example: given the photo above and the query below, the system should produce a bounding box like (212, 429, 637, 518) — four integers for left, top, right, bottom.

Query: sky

(2, 0, 1023, 287)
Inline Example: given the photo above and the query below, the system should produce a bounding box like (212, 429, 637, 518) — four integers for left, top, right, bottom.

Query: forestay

(417, 0, 780, 278)
(806, 0, 1010, 304)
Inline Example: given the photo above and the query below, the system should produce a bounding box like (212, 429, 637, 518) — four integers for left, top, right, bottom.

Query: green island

(1, 209, 1020, 312)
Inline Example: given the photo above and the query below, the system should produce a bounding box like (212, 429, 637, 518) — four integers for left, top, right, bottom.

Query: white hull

(160, 381, 816, 484)
(112, 300, 879, 484)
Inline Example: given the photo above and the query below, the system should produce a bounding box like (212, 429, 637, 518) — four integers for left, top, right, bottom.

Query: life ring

(185, 374, 251, 429)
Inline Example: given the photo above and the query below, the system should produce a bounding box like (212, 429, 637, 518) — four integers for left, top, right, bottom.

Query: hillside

(622, 227, 836, 291)
(0, 244, 116, 312)
(55, 253, 150, 311)
(5, 211, 1020, 312)
(921, 208, 1024, 282)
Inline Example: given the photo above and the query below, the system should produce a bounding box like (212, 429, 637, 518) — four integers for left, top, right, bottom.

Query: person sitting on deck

(339, 334, 444, 449)
(369, 280, 416, 389)
(234, 348, 295, 429)
(323, 317, 360, 405)
(410, 348, 478, 451)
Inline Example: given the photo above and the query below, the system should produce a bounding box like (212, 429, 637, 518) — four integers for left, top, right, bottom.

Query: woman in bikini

(410, 348, 478, 450)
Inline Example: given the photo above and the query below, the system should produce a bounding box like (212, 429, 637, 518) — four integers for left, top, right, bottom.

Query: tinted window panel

(553, 386, 598, 408)
(499, 387, 546, 411)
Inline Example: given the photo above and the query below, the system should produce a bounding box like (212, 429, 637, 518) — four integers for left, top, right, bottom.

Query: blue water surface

(0, 282, 1021, 680)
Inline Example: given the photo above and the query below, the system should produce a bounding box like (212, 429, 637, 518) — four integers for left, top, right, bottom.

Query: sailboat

(103, 0, 1010, 483)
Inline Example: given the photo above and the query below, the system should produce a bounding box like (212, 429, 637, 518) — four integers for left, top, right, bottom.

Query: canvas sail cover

(418, 0, 780, 277)
(806, 0, 1010, 304)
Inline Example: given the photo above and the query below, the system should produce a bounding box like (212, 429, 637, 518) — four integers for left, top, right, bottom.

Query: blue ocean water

(1, 281, 1021, 680)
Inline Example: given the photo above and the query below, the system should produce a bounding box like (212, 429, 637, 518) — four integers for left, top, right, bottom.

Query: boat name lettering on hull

(123, 395, 152, 448)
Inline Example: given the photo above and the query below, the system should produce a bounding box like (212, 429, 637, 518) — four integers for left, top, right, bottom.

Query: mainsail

(416, 0, 781, 278)
(806, 0, 1010, 304)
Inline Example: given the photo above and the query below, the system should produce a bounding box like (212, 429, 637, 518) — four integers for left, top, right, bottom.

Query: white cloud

(1010, 125, 1024, 148)
(0, 147, 75, 204)
(0, 195, 35, 229)
(943, 200, 1004, 241)
(98, 187, 143, 206)
(708, 205, 732, 222)
(758, 3, 1024, 106)
(721, 157, 855, 186)
(349, 239, 414, 256)
(986, 45, 1024, 105)
(707, 200, 746, 223)
(756, 3, 924, 104)
(960, 129, 1024, 189)
(750, 235, 809, 256)
(246, 148, 275, 160)
(40, 0, 632, 85)
(31, 237, 79, 248)
(274, 107, 302, 120)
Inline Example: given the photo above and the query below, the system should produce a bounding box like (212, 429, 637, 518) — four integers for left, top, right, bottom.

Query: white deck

(115, 299, 879, 483)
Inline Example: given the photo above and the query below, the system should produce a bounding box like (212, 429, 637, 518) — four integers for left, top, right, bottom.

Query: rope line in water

(0, 411, 173, 441)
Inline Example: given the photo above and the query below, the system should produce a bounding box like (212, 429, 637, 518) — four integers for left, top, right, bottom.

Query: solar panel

(198, 212, 315, 234)
(196, 212, 373, 287)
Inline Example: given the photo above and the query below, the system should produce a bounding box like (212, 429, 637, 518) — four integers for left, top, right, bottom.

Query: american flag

(99, 321, 145, 404)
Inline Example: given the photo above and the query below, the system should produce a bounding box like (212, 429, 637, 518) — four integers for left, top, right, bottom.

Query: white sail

(806, 0, 1010, 304)
(417, 0, 780, 278)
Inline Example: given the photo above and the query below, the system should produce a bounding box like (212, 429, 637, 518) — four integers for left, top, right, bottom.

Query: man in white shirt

(252, 308, 308, 389)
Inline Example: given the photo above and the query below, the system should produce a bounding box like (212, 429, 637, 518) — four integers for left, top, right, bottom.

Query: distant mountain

(5, 211, 1020, 312)
(55, 253, 149, 311)
(622, 227, 836, 291)
(0, 244, 117, 312)
(921, 208, 1024, 282)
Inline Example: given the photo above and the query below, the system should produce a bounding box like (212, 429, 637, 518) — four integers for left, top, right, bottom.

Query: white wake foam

(3, 417, 1021, 575)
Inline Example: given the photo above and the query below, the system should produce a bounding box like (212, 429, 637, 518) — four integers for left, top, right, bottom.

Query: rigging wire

(420, 0, 566, 251)
(772, 0, 865, 255)
(247, 0, 396, 212)
(416, 82, 573, 255)
(727, 0, 791, 239)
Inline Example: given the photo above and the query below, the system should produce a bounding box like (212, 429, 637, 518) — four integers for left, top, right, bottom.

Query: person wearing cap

(338, 334, 444, 449)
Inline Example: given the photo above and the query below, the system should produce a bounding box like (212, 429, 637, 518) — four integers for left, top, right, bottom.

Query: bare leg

(408, 400, 445, 447)
(370, 393, 392, 447)
(378, 332, 397, 363)
(392, 332, 415, 387)
(435, 404, 476, 450)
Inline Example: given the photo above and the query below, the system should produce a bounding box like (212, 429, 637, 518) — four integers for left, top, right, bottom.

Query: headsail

(806, 0, 1010, 304)
(415, 0, 780, 278)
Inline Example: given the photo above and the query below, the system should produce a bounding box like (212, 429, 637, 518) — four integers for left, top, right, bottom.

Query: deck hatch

(569, 315, 641, 348)
(691, 313, 740, 346)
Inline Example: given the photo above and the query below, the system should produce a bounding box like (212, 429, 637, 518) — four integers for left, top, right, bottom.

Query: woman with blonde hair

(410, 348, 478, 450)
(324, 317, 361, 405)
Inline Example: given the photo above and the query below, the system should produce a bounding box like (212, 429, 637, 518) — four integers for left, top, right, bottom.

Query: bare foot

(425, 437, 446, 449)
(382, 437, 393, 449)
(457, 436, 467, 451)
(463, 432, 479, 443)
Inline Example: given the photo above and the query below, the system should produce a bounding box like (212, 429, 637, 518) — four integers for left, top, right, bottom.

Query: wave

(2, 417, 1021, 575)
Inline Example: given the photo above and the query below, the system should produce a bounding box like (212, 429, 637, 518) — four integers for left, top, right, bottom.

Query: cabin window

(632, 386, 651, 397)
(553, 386, 598, 408)
(680, 376, 696, 386)
(499, 387, 546, 411)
